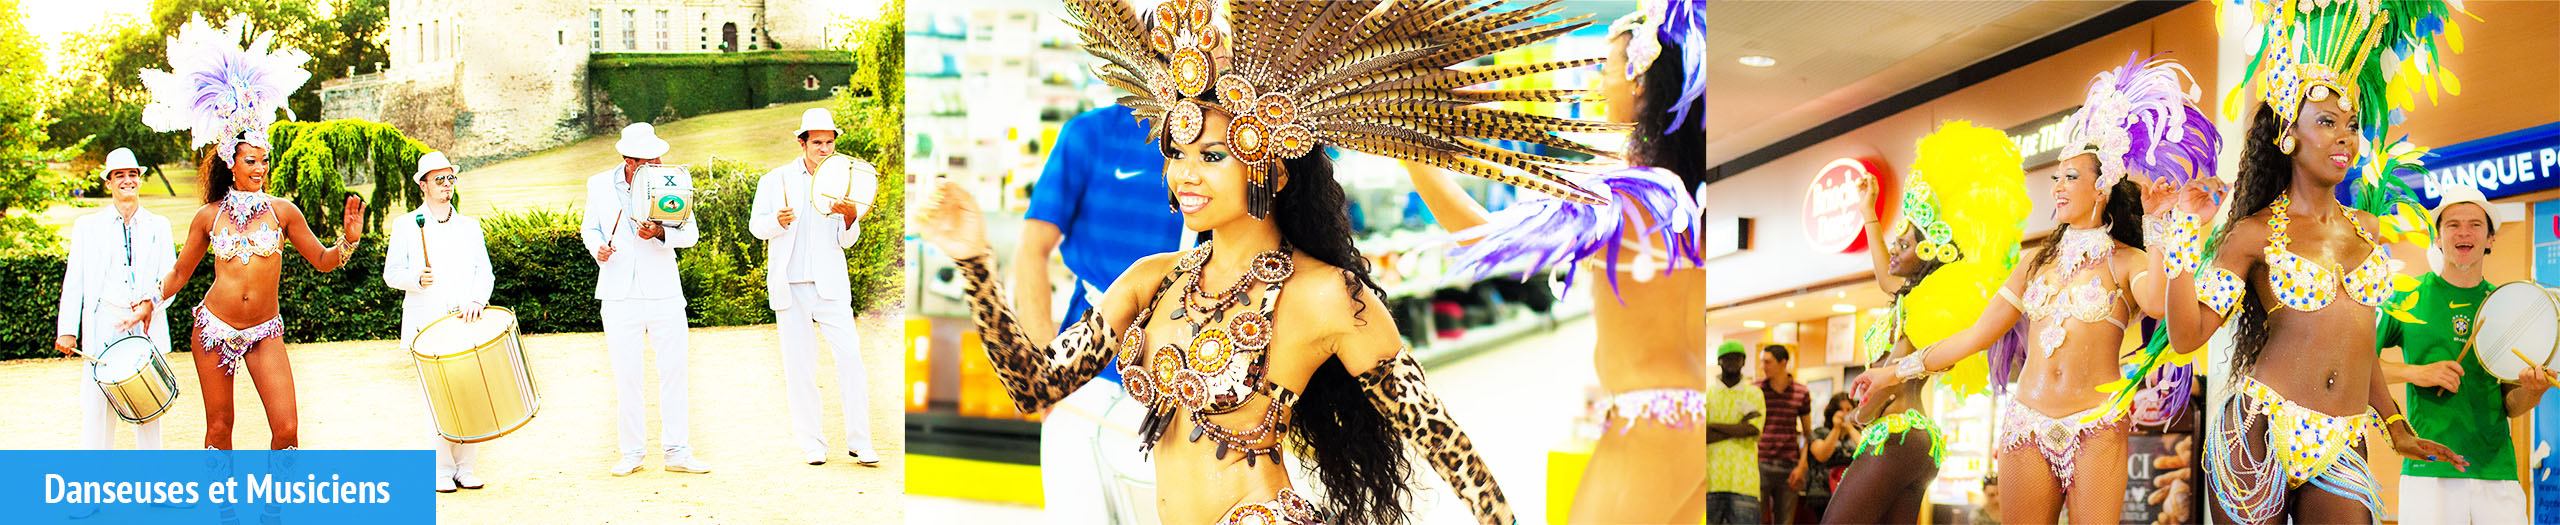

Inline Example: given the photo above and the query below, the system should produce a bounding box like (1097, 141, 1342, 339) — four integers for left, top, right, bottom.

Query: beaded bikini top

(2019, 227, 2127, 357)
(1117, 243, 1300, 465)
(2264, 194, 2393, 311)
(209, 191, 281, 262)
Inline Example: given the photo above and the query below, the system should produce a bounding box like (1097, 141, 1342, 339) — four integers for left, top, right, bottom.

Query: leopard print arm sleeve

(1357, 352, 1514, 525)
(955, 255, 1113, 414)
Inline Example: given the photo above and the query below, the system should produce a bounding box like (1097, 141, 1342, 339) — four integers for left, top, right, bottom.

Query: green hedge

(589, 50, 856, 124)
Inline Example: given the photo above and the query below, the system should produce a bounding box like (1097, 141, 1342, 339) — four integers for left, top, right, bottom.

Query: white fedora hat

(99, 148, 143, 179)
(2430, 183, 2501, 231)
(617, 123, 671, 160)
(414, 151, 457, 182)
(797, 108, 838, 137)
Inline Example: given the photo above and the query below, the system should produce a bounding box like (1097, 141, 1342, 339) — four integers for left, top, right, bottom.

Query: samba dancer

(1859, 54, 2219, 522)
(918, 1, 1628, 522)
(750, 108, 882, 466)
(582, 123, 712, 476)
(146, 17, 366, 451)
(2374, 185, 2553, 523)
(1833, 122, 2029, 524)
(56, 148, 174, 452)
(2160, 1, 2470, 521)
(382, 151, 497, 493)
(1393, 1, 1706, 520)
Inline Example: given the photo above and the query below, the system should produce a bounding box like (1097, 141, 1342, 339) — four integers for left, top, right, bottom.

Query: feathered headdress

(139, 16, 312, 166)
(1607, 0, 1705, 130)
(1897, 122, 2029, 398)
(1066, 0, 1628, 219)
(2222, 0, 2467, 244)
(2060, 53, 2219, 190)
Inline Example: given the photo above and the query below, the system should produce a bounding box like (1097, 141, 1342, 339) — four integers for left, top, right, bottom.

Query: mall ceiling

(1704, 0, 2131, 168)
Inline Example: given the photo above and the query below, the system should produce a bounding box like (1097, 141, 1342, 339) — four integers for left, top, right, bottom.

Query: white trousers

(422, 410, 476, 480)
(1042, 377, 1145, 524)
(76, 366, 161, 450)
(2398, 475, 2528, 524)
(603, 297, 691, 456)
(776, 283, 874, 455)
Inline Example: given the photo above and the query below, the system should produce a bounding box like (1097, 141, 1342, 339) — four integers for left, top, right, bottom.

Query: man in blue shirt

(1015, 104, 1187, 524)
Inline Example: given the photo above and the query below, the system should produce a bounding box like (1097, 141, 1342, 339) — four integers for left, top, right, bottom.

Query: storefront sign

(2398, 122, 2560, 208)
(1803, 158, 1883, 253)
(2005, 107, 2083, 169)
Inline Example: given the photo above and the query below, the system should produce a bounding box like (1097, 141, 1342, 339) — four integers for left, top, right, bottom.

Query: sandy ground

(1, 315, 905, 524)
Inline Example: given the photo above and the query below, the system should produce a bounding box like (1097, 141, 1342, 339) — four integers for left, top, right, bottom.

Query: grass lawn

(32, 100, 829, 238)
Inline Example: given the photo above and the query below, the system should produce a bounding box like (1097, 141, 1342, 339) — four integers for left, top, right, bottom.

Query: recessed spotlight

(1785, 301, 1796, 308)
(1743, 320, 1767, 328)
(1836, 291, 1847, 298)
(1739, 55, 1776, 67)
(1832, 304, 1856, 313)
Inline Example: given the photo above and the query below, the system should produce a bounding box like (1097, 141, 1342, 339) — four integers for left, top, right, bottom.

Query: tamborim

(92, 335, 180, 424)
(633, 164, 695, 227)
(808, 155, 877, 218)
(2474, 281, 2560, 381)
(411, 307, 538, 443)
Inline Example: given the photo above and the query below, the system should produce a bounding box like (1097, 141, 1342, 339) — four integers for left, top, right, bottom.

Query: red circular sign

(1803, 158, 1883, 253)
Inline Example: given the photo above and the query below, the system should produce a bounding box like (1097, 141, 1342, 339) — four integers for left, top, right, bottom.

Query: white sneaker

(452, 472, 485, 490)
(609, 454, 645, 476)
(849, 449, 881, 465)
(804, 450, 827, 466)
(435, 475, 457, 493)
(664, 452, 713, 474)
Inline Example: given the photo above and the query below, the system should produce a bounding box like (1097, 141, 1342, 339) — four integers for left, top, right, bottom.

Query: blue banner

(2404, 122, 2560, 208)
(2537, 200, 2560, 523)
(0, 450, 431, 524)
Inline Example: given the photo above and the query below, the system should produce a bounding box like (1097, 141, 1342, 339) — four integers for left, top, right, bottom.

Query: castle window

(622, 9, 637, 51)
(589, 10, 602, 52)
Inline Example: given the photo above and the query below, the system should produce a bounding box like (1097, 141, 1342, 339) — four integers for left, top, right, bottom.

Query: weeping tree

(264, 119, 430, 240)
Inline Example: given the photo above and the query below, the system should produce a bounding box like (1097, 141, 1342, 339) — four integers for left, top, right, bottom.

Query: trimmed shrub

(588, 50, 855, 124)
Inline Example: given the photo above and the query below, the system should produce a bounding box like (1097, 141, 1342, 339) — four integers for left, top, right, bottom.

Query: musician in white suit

(580, 122, 712, 476)
(381, 151, 496, 493)
(53, 148, 172, 453)
(749, 108, 881, 466)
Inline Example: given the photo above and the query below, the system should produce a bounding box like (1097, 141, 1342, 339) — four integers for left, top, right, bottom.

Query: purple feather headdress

(1443, 167, 1702, 299)
(138, 16, 312, 167)
(1610, 0, 1706, 130)
(2058, 52, 2218, 189)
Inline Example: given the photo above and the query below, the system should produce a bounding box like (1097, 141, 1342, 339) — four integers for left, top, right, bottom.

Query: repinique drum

(633, 164, 694, 227)
(411, 307, 537, 443)
(92, 335, 180, 424)
(2474, 281, 2560, 381)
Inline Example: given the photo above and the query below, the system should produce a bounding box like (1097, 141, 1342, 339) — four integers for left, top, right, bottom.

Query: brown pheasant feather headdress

(1067, 0, 1627, 218)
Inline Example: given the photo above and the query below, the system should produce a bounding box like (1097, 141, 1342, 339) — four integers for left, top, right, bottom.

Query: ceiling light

(1836, 291, 1847, 298)
(1743, 320, 1766, 328)
(1832, 304, 1856, 313)
(1785, 301, 1796, 308)
(1739, 55, 1776, 67)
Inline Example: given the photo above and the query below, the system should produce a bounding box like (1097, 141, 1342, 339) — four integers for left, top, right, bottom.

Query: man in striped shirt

(1756, 344, 1812, 523)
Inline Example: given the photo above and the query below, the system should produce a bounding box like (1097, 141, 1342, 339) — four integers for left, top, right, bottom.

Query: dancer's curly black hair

(1627, 34, 1706, 193)
(1272, 152, 1414, 525)
(2219, 103, 2293, 373)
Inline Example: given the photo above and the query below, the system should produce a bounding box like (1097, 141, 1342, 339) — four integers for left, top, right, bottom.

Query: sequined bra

(1117, 244, 1301, 465)
(2017, 228, 2128, 357)
(209, 191, 281, 262)
(2263, 194, 2393, 311)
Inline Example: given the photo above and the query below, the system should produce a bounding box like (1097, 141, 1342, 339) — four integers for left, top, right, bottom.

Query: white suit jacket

(748, 158, 875, 310)
(383, 209, 495, 347)
(580, 166, 699, 302)
(54, 209, 174, 356)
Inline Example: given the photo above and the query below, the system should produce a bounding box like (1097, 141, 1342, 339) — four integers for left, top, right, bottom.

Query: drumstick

(416, 214, 433, 269)
(65, 348, 108, 367)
